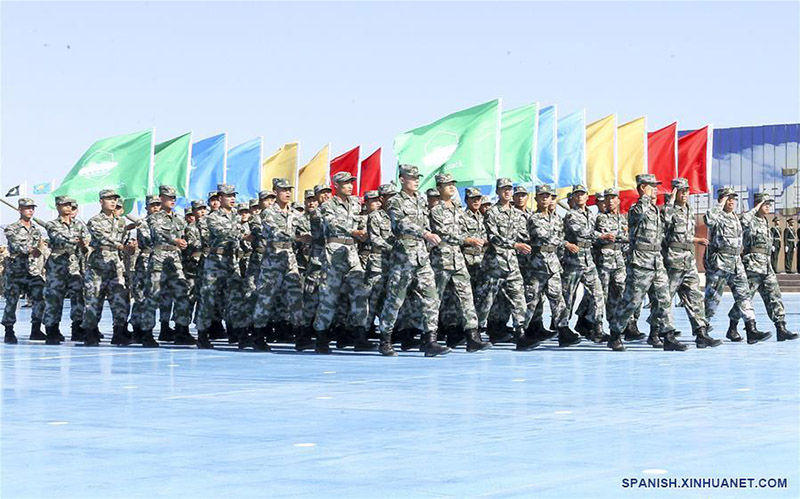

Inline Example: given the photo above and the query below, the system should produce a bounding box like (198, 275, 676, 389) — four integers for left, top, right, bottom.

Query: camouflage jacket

(366, 209, 393, 274)
(44, 217, 90, 276)
(183, 221, 203, 275)
(527, 210, 563, 275)
(628, 195, 665, 271)
(562, 207, 599, 270)
(85, 212, 127, 266)
(740, 209, 773, 276)
(662, 203, 696, 271)
(260, 203, 300, 271)
(319, 195, 364, 270)
(429, 200, 468, 271)
(295, 212, 312, 271)
(484, 203, 527, 273)
(148, 209, 187, 256)
(515, 207, 534, 273)
(203, 208, 242, 257)
(386, 190, 431, 267)
(4, 220, 45, 277)
(594, 212, 627, 271)
(704, 205, 744, 273)
(462, 208, 486, 267)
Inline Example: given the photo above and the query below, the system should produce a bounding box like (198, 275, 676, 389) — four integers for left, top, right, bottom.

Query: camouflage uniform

(364, 188, 395, 333)
(226, 205, 253, 333)
(183, 207, 204, 323)
(129, 198, 158, 332)
(299, 189, 328, 328)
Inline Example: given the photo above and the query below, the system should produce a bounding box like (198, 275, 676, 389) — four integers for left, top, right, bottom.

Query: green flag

(393, 99, 500, 190)
(500, 103, 539, 183)
(52, 129, 153, 206)
(152, 132, 192, 196)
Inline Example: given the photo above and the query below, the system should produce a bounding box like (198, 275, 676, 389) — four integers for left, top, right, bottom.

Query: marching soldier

(129, 196, 160, 342)
(770, 218, 781, 273)
(784, 218, 796, 273)
(183, 200, 207, 328)
(3, 198, 46, 344)
(363, 187, 394, 339)
(298, 185, 331, 338)
(225, 202, 253, 344)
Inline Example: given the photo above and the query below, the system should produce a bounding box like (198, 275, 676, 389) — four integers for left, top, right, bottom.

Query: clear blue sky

(1, 1, 798, 220)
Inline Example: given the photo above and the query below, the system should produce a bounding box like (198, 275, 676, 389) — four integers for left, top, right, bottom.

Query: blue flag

(226, 138, 262, 201)
(557, 110, 586, 191)
(185, 133, 226, 205)
(536, 106, 557, 185)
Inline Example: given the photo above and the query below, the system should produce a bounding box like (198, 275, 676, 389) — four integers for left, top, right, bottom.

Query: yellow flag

(298, 144, 330, 199)
(617, 117, 646, 191)
(262, 142, 299, 199)
(585, 114, 616, 195)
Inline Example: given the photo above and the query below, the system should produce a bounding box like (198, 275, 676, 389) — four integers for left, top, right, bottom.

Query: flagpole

(530, 102, 540, 193)
(494, 98, 502, 182)
(222, 133, 229, 184)
(581, 109, 588, 185)
(553, 105, 559, 191)
(258, 136, 264, 198)
(148, 128, 156, 196)
(706, 124, 714, 195)
(294, 140, 301, 202)
(186, 131, 194, 200)
(613, 113, 618, 188)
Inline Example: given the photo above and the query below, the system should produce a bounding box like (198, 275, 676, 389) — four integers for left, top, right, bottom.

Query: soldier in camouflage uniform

(3, 198, 46, 344)
(42, 196, 91, 345)
(573, 191, 605, 338)
(80, 190, 137, 346)
(429, 173, 491, 352)
(195, 184, 246, 348)
(251, 178, 307, 351)
(607, 174, 685, 352)
(726, 193, 798, 342)
(363, 189, 390, 331)
(297, 185, 331, 340)
(183, 200, 206, 328)
(312, 171, 374, 353)
(0, 246, 6, 298)
(474, 178, 541, 351)
(130, 196, 160, 342)
(221, 202, 253, 344)
(376, 165, 451, 357)
(784, 218, 796, 273)
(243, 191, 275, 337)
(199, 189, 228, 340)
(661, 178, 721, 348)
(561, 184, 612, 343)
(704, 187, 770, 344)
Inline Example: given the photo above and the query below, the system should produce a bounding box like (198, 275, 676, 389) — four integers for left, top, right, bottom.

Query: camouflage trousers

(81, 259, 130, 329)
(2, 267, 44, 327)
(704, 265, 756, 322)
(142, 252, 192, 330)
(610, 262, 676, 335)
(196, 255, 234, 332)
(379, 259, 440, 335)
(43, 260, 84, 328)
(475, 263, 526, 330)
(365, 267, 388, 330)
(395, 291, 423, 331)
(302, 265, 323, 326)
(525, 271, 569, 329)
(226, 271, 253, 329)
(433, 265, 478, 331)
(253, 258, 304, 328)
(664, 264, 708, 332)
(562, 265, 605, 324)
(727, 271, 784, 324)
(128, 255, 150, 329)
(597, 266, 625, 325)
(313, 254, 369, 332)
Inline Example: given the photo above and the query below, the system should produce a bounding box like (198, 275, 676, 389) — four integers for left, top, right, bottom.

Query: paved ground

(2, 295, 799, 498)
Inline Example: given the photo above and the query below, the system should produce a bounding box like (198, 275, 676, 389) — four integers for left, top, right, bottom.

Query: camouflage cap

(464, 187, 483, 199)
(207, 190, 219, 200)
(191, 199, 208, 210)
(55, 195, 74, 206)
(69, 200, 78, 208)
(17, 197, 36, 208)
(480, 196, 492, 205)
(99, 188, 120, 199)
(603, 187, 619, 197)
(272, 178, 293, 190)
(378, 182, 397, 196)
(216, 184, 237, 196)
(513, 185, 529, 195)
(292, 202, 305, 211)
(636, 173, 662, 186)
(398, 164, 421, 178)
(184, 207, 194, 216)
(671, 177, 690, 190)
(571, 184, 588, 194)
(434, 172, 456, 185)
(304, 189, 316, 200)
(332, 171, 357, 184)
(158, 185, 177, 197)
(594, 192, 605, 201)
(535, 184, 555, 196)
(496, 178, 513, 189)
(146, 195, 161, 206)
(236, 202, 250, 212)
(426, 188, 441, 198)
(249, 198, 260, 208)
(717, 186, 737, 199)
(314, 184, 332, 196)
(364, 190, 380, 200)
(754, 192, 773, 204)
(259, 189, 276, 200)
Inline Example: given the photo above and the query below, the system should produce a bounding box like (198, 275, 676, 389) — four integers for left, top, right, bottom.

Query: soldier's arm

(86, 217, 119, 247)
(368, 213, 391, 251)
(387, 198, 424, 238)
(484, 210, 512, 248)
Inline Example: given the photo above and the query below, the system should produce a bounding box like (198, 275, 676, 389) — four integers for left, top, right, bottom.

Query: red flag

(678, 126, 711, 194)
(360, 148, 381, 195)
(618, 189, 639, 214)
(648, 122, 678, 196)
(330, 146, 360, 195)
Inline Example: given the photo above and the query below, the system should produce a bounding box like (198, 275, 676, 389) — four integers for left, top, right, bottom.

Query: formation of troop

(2, 165, 798, 357)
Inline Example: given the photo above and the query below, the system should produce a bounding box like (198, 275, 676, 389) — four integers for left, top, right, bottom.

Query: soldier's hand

(565, 242, 579, 254)
(122, 242, 137, 255)
(465, 237, 484, 248)
(600, 233, 616, 242)
(423, 232, 441, 246)
(297, 234, 312, 244)
(351, 229, 367, 242)
(125, 223, 137, 231)
(694, 237, 709, 246)
(76, 239, 86, 248)
(514, 242, 531, 255)
(243, 234, 254, 242)
(175, 238, 188, 250)
(30, 248, 42, 258)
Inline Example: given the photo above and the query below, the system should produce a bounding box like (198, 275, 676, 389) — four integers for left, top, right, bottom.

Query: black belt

(569, 241, 592, 249)
(717, 247, 741, 255)
(635, 242, 660, 252)
(463, 247, 486, 255)
(534, 245, 557, 253)
(668, 242, 694, 251)
(327, 237, 355, 245)
(398, 234, 422, 241)
(746, 246, 770, 255)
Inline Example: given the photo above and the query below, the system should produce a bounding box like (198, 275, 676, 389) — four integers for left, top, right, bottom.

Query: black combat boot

(158, 321, 175, 342)
(662, 330, 688, 351)
(534, 320, 555, 340)
(196, 329, 214, 349)
(110, 325, 135, 346)
(83, 327, 101, 347)
(647, 325, 664, 348)
(4, 325, 17, 344)
(131, 325, 144, 344)
(695, 326, 722, 348)
(590, 323, 610, 344)
(445, 326, 467, 348)
(354, 327, 377, 352)
(379, 332, 397, 356)
(574, 316, 593, 338)
(726, 319, 743, 342)
(623, 321, 646, 341)
(400, 329, 421, 351)
(45, 326, 62, 345)
(70, 321, 84, 342)
(173, 325, 197, 346)
(776, 321, 799, 341)
(515, 326, 541, 351)
(29, 321, 46, 341)
(606, 330, 626, 351)
(253, 328, 271, 351)
(558, 326, 582, 347)
(208, 320, 227, 340)
(264, 322, 277, 343)
(140, 330, 159, 348)
(237, 328, 254, 349)
(276, 320, 294, 344)
(55, 326, 65, 341)
(745, 320, 771, 344)
(315, 329, 331, 354)
(465, 328, 491, 352)
(421, 331, 451, 357)
(335, 325, 353, 350)
(294, 326, 316, 351)
(487, 321, 513, 344)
